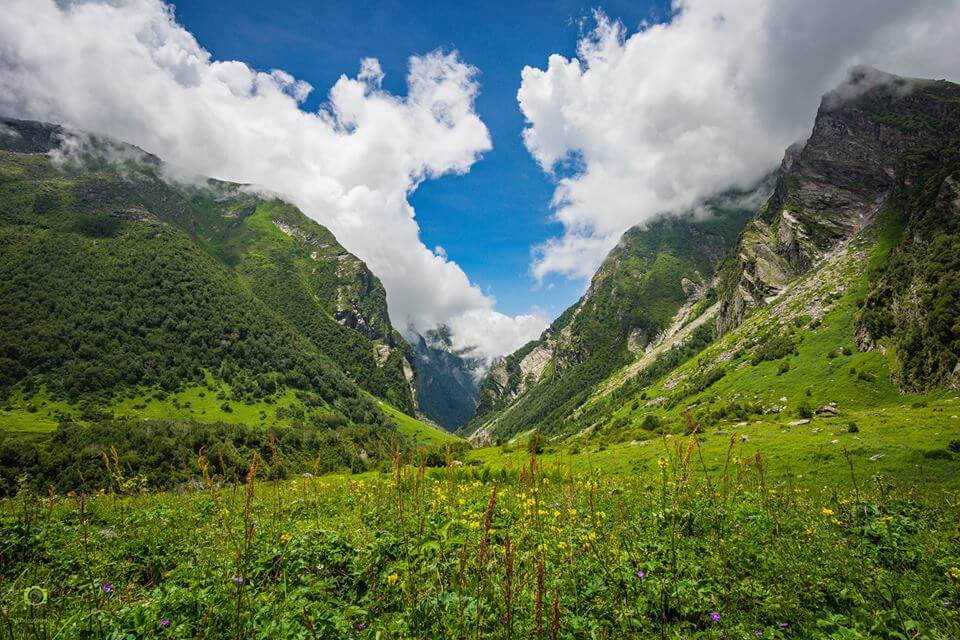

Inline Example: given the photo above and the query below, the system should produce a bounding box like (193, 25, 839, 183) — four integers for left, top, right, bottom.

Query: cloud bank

(519, 0, 960, 281)
(0, 0, 546, 358)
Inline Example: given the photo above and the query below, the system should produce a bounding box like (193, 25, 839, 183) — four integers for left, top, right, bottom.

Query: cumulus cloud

(519, 0, 960, 280)
(0, 0, 546, 358)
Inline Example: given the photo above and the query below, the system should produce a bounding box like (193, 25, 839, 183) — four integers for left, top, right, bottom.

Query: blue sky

(173, 0, 669, 319)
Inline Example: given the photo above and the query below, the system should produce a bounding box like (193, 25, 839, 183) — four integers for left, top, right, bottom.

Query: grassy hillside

(465, 189, 765, 443)
(0, 118, 419, 431)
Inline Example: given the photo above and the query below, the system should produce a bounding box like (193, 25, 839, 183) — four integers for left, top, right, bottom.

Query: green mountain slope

(467, 69, 960, 445)
(0, 117, 420, 433)
(463, 186, 767, 442)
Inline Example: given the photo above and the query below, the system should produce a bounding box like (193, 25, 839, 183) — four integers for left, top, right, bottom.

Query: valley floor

(2, 420, 959, 639)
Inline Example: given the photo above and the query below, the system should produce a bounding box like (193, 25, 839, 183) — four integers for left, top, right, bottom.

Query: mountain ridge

(465, 68, 960, 444)
(0, 116, 427, 432)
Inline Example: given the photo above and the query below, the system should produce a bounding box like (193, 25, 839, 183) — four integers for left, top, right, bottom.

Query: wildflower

(709, 611, 721, 622)
(100, 529, 117, 538)
(160, 619, 170, 627)
(821, 508, 835, 516)
(947, 567, 960, 580)
(635, 570, 646, 579)
(386, 573, 399, 585)
(232, 575, 244, 586)
(101, 583, 113, 594)
(779, 622, 789, 628)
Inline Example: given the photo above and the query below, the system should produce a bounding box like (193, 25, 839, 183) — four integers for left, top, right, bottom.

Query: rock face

(412, 326, 484, 429)
(718, 67, 953, 334)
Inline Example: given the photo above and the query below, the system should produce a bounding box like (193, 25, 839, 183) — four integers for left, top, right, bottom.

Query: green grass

(467, 399, 960, 487)
(2, 443, 958, 639)
(1, 382, 454, 447)
(372, 396, 461, 445)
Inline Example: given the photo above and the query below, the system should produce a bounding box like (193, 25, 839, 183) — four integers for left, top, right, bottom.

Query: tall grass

(1, 430, 958, 639)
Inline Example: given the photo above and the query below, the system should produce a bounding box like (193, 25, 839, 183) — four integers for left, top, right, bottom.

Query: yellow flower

(947, 567, 960, 580)
(821, 508, 835, 516)
(386, 573, 399, 585)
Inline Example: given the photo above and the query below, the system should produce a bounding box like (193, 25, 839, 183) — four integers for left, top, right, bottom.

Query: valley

(1, 53, 959, 640)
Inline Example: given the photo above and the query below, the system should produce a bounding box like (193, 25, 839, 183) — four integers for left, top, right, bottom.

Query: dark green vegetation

(1, 418, 406, 495)
(3, 440, 959, 639)
(0, 118, 415, 417)
(466, 186, 766, 441)
(0, 117, 463, 491)
(413, 326, 482, 429)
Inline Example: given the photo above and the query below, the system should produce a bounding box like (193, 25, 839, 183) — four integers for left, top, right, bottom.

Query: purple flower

(755, 632, 764, 638)
(779, 622, 788, 628)
(635, 570, 646, 579)
(356, 621, 367, 630)
(101, 583, 113, 594)
(232, 575, 244, 586)
(160, 619, 170, 627)
(710, 611, 721, 622)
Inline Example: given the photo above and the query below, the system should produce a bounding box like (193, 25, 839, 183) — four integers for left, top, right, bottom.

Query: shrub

(640, 414, 661, 431)
(842, 346, 853, 356)
(777, 361, 790, 375)
(847, 422, 859, 433)
(797, 402, 814, 419)
(751, 334, 797, 365)
(220, 402, 232, 413)
(948, 439, 960, 453)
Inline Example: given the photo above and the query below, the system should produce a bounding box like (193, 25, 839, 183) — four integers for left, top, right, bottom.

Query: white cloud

(0, 0, 546, 358)
(519, 0, 960, 281)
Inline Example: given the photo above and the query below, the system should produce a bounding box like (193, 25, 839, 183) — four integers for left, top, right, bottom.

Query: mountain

(465, 68, 960, 444)
(412, 326, 483, 429)
(462, 183, 769, 443)
(0, 117, 445, 444)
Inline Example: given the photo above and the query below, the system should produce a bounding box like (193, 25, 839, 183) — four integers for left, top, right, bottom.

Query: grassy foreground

(2, 433, 959, 639)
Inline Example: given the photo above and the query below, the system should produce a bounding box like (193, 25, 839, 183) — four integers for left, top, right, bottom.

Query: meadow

(2, 425, 959, 640)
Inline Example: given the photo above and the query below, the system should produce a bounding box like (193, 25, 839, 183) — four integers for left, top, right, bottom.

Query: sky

(2, 0, 959, 360)
(168, 0, 671, 319)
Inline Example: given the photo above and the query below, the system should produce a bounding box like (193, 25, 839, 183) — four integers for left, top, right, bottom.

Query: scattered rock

(869, 454, 885, 462)
(740, 434, 749, 442)
(787, 419, 810, 426)
(816, 404, 839, 416)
